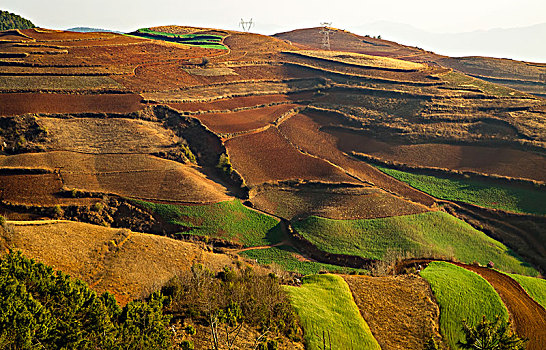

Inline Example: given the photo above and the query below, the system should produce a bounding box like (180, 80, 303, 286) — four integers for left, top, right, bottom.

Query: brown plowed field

(0, 152, 230, 203)
(330, 132, 546, 182)
(343, 274, 444, 350)
(225, 127, 357, 186)
(458, 264, 546, 350)
(21, 28, 115, 41)
(168, 92, 314, 112)
(40, 36, 148, 47)
(194, 104, 298, 134)
(38, 117, 178, 154)
(3, 221, 235, 305)
(0, 93, 145, 116)
(278, 111, 436, 206)
(0, 173, 97, 206)
(251, 185, 428, 220)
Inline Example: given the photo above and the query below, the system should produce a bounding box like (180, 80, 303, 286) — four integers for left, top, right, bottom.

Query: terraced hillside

(0, 25, 544, 349)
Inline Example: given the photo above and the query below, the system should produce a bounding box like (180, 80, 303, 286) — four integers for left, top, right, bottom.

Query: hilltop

(0, 24, 544, 349)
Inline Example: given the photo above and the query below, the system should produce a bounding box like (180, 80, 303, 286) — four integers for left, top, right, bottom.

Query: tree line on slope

(0, 10, 35, 31)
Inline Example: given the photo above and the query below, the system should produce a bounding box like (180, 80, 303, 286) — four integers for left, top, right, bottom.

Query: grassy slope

(293, 211, 537, 276)
(421, 261, 509, 349)
(284, 274, 380, 350)
(375, 165, 545, 215)
(239, 245, 364, 275)
(134, 199, 283, 247)
(507, 273, 546, 310)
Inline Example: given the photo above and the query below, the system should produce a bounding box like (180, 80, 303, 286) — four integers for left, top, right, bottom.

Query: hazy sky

(4, 0, 546, 34)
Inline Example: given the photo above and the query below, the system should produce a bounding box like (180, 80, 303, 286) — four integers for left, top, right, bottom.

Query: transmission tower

(240, 18, 254, 32)
(319, 22, 333, 50)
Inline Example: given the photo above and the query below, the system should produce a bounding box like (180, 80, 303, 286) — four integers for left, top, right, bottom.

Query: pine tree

(458, 316, 528, 350)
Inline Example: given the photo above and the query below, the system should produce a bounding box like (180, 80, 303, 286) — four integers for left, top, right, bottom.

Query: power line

(240, 18, 254, 32)
(319, 22, 333, 50)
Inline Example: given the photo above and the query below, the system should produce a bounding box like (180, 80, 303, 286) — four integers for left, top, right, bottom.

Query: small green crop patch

(293, 212, 537, 276)
(375, 165, 546, 215)
(134, 28, 228, 50)
(442, 71, 526, 97)
(507, 273, 546, 309)
(284, 274, 380, 350)
(421, 261, 509, 349)
(239, 245, 365, 275)
(133, 199, 283, 247)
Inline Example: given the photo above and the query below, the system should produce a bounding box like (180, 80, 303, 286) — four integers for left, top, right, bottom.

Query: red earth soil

(225, 127, 357, 186)
(168, 92, 314, 112)
(21, 28, 115, 41)
(278, 110, 436, 206)
(194, 104, 298, 134)
(457, 264, 546, 350)
(330, 133, 546, 183)
(0, 173, 96, 206)
(0, 93, 145, 116)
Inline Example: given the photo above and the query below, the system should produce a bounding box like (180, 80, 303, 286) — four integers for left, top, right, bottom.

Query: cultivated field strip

(0, 152, 230, 203)
(142, 78, 325, 103)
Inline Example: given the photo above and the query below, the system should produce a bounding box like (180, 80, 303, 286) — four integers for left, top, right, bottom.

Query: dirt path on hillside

(456, 264, 546, 350)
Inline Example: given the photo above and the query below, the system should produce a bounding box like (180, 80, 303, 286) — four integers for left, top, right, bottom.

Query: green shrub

(217, 153, 233, 176)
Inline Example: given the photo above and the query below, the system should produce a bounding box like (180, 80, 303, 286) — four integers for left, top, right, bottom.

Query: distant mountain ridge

(0, 10, 35, 31)
(354, 21, 546, 63)
(67, 27, 122, 34)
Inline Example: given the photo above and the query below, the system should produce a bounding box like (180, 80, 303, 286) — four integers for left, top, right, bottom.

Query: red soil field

(278, 111, 436, 206)
(194, 104, 298, 134)
(0, 93, 145, 116)
(21, 28, 115, 41)
(0, 173, 97, 206)
(225, 127, 356, 186)
(250, 185, 427, 220)
(69, 42, 217, 66)
(41, 36, 147, 47)
(0, 152, 229, 203)
(458, 264, 546, 350)
(168, 92, 314, 112)
(328, 130, 546, 183)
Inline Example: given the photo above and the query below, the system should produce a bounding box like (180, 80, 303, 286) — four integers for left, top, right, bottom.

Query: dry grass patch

(2, 220, 234, 305)
(0, 75, 122, 91)
(38, 117, 178, 154)
(343, 274, 444, 350)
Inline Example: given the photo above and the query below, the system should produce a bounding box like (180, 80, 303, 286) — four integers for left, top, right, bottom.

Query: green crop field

(134, 199, 283, 247)
(239, 245, 364, 275)
(421, 261, 509, 349)
(508, 273, 546, 309)
(134, 28, 228, 49)
(284, 274, 380, 350)
(375, 165, 546, 215)
(293, 211, 537, 276)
